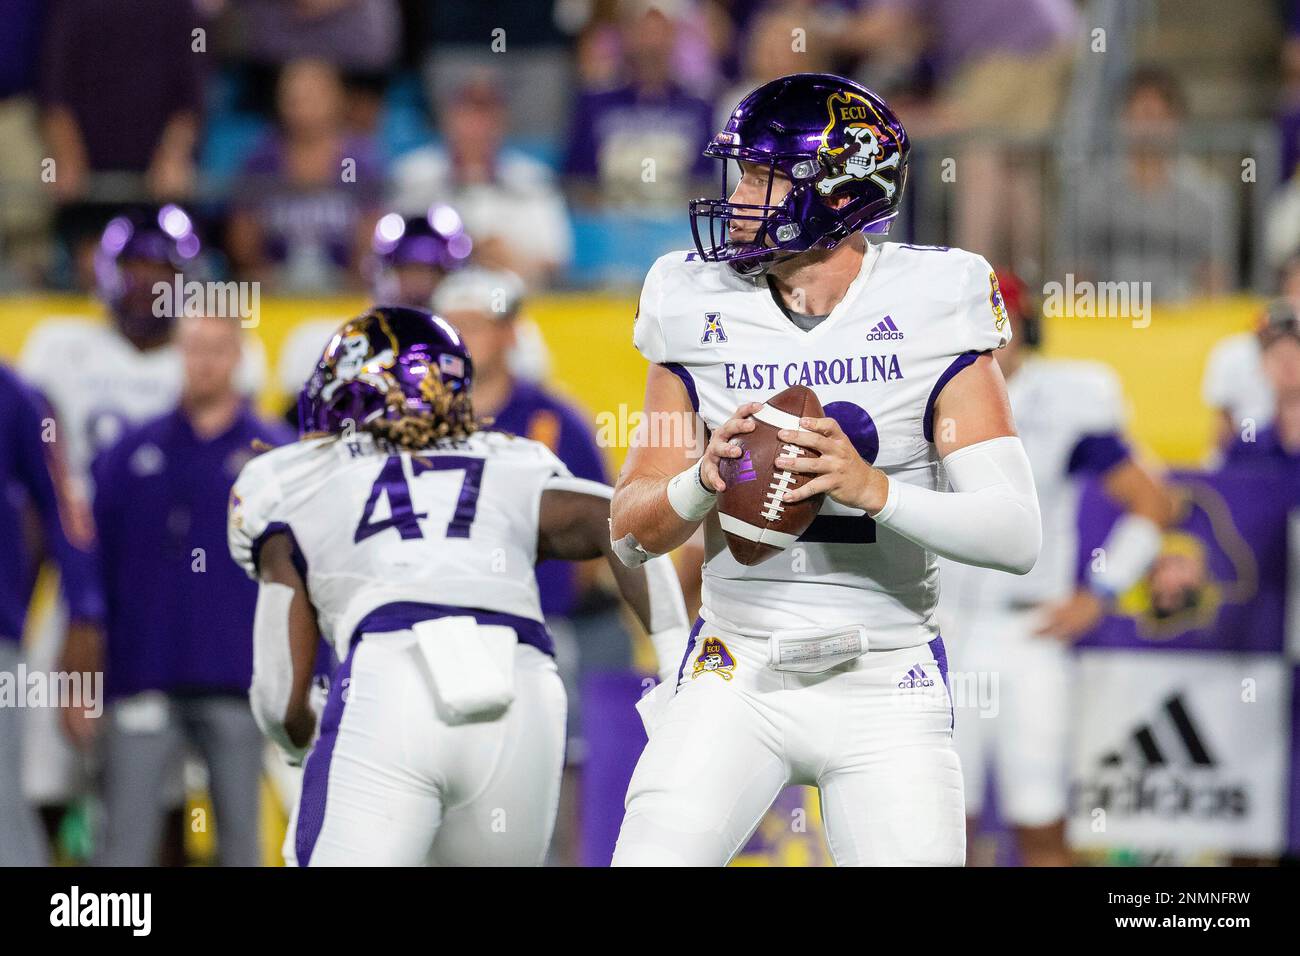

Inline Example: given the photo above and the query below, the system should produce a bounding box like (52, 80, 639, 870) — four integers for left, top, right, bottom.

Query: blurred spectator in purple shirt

(86, 314, 293, 866)
(40, 0, 203, 199)
(227, 58, 383, 293)
(40, 0, 205, 289)
(566, 0, 716, 207)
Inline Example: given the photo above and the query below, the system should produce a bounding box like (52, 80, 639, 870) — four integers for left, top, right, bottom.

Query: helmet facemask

(689, 138, 820, 277)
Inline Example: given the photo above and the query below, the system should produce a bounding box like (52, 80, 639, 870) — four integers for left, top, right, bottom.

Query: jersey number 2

(354, 455, 485, 543)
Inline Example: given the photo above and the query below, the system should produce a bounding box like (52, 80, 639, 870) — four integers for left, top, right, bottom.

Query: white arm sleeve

(1088, 513, 1163, 597)
(250, 581, 311, 765)
(873, 436, 1041, 574)
(642, 555, 692, 685)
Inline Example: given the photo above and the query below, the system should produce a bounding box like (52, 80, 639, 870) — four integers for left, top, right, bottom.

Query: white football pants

(613, 620, 965, 866)
(940, 606, 1072, 828)
(291, 631, 566, 867)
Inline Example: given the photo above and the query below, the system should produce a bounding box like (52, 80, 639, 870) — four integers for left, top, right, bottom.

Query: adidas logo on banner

(1074, 692, 1247, 821)
(1100, 693, 1215, 769)
(866, 315, 904, 341)
(898, 664, 934, 689)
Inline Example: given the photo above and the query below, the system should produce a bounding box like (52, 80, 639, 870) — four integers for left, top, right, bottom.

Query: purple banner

(1074, 464, 1296, 653)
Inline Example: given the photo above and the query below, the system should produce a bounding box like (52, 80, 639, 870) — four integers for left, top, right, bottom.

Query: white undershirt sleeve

(873, 436, 1042, 575)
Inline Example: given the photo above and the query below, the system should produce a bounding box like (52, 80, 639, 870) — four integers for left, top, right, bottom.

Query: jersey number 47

(354, 455, 485, 543)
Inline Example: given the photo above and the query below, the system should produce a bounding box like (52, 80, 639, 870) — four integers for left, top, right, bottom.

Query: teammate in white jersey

(19, 206, 264, 844)
(937, 271, 1174, 866)
(229, 306, 689, 866)
(610, 73, 1042, 866)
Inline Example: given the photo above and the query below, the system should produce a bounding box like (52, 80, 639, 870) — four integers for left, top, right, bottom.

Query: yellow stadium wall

(0, 293, 1268, 469)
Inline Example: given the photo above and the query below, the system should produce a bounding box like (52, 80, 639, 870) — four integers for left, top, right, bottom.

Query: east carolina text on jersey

(724, 353, 903, 391)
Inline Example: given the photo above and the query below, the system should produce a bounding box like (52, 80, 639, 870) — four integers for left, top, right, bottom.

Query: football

(717, 384, 826, 566)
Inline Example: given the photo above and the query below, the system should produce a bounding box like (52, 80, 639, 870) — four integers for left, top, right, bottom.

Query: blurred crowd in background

(0, 0, 1296, 294)
(3, 0, 1300, 868)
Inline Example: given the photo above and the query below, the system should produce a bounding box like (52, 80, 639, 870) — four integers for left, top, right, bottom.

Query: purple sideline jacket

(0, 363, 101, 642)
(91, 404, 293, 699)
(490, 380, 608, 617)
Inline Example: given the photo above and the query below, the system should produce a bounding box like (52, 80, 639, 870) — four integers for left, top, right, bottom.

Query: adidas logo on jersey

(866, 315, 903, 341)
(898, 665, 934, 689)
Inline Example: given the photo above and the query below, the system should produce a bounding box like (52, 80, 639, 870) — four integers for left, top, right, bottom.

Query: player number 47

(354, 455, 485, 543)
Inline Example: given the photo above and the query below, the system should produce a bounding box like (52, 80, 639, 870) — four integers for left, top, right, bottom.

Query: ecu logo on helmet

(320, 313, 400, 404)
(815, 91, 902, 199)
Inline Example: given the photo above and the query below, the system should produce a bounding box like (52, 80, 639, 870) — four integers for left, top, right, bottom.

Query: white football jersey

(19, 318, 267, 479)
(229, 429, 570, 660)
(938, 356, 1130, 611)
(634, 242, 1011, 650)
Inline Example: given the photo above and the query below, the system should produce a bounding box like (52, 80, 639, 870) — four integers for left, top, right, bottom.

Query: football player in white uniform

(228, 306, 689, 866)
(609, 73, 1042, 866)
(19, 206, 264, 842)
(938, 272, 1174, 866)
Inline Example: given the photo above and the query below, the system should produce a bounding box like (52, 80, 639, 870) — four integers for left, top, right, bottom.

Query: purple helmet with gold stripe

(689, 73, 909, 276)
(297, 305, 473, 436)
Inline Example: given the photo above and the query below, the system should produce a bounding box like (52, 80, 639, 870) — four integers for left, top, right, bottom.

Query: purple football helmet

(297, 305, 474, 436)
(371, 207, 473, 305)
(95, 204, 202, 336)
(690, 73, 909, 276)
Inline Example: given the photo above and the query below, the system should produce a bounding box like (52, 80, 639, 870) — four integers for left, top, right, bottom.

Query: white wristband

(666, 459, 717, 522)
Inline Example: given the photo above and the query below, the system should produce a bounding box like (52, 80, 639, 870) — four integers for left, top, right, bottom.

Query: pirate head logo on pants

(692, 636, 737, 681)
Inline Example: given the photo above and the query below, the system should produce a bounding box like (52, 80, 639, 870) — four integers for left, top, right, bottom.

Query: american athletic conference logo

(701, 312, 728, 344)
(866, 315, 903, 341)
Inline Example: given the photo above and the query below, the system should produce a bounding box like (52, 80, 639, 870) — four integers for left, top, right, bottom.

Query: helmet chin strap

(732, 229, 848, 278)
(728, 246, 799, 278)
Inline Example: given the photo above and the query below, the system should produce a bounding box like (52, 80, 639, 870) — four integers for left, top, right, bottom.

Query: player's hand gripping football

(774, 417, 890, 514)
(699, 402, 766, 493)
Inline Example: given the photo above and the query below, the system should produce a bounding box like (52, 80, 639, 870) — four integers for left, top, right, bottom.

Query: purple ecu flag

(1069, 463, 1300, 858)
(1073, 465, 1294, 653)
